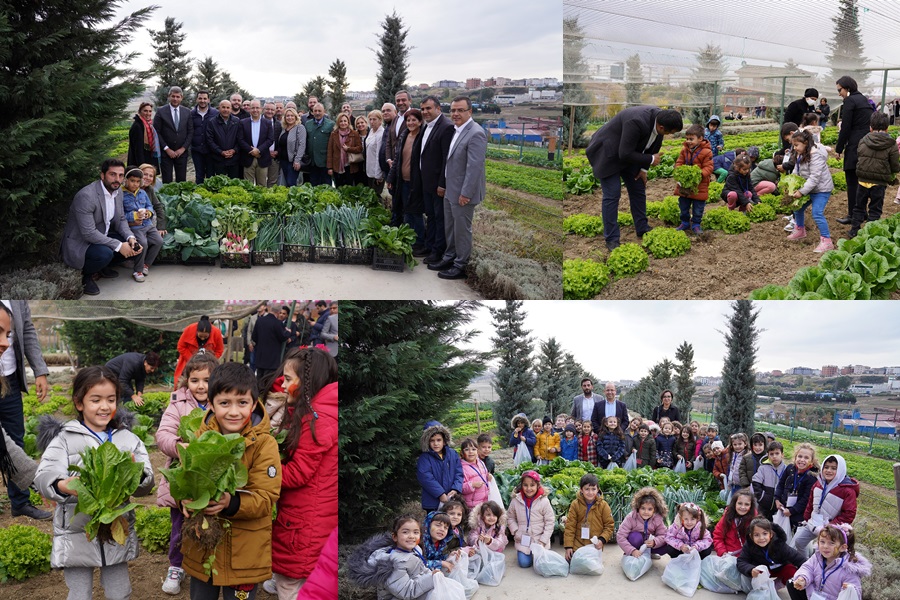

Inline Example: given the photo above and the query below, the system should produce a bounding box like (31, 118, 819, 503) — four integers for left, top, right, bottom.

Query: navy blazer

(238, 117, 275, 168)
(152, 104, 193, 152)
(591, 400, 630, 435)
(190, 106, 219, 154)
(250, 313, 290, 371)
(206, 115, 243, 165)
(586, 105, 664, 179)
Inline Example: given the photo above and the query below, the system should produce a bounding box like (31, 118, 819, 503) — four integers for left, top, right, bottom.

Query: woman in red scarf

(127, 102, 161, 172)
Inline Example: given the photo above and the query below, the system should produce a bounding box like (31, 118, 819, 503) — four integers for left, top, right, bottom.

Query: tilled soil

(564, 174, 900, 299)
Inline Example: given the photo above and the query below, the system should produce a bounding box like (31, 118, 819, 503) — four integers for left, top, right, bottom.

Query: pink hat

(521, 470, 541, 483)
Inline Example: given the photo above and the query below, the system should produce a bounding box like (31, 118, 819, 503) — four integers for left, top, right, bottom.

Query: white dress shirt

(395, 111, 405, 136)
(640, 118, 659, 173)
(604, 399, 617, 419)
(580, 395, 594, 421)
(101, 182, 125, 251)
(251, 118, 261, 148)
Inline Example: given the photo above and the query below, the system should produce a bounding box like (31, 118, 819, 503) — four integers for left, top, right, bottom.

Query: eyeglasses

(449, 108, 471, 114)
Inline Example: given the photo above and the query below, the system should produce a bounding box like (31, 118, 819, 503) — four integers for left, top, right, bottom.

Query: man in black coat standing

(153, 86, 194, 183)
(591, 382, 630, 434)
(418, 95, 455, 265)
(783, 88, 818, 128)
(104, 351, 160, 406)
(251, 303, 291, 388)
(586, 106, 683, 250)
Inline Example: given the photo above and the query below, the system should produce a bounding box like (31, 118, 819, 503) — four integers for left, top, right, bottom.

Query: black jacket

(774, 465, 819, 527)
(419, 113, 455, 193)
(190, 106, 219, 154)
(206, 115, 244, 165)
(651, 404, 681, 424)
(152, 104, 193, 152)
(104, 352, 147, 399)
(721, 167, 760, 206)
(737, 524, 806, 576)
(387, 128, 425, 214)
(586, 106, 665, 179)
(127, 115, 158, 168)
(783, 98, 814, 128)
(251, 313, 290, 371)
(835, 92, 874, 170)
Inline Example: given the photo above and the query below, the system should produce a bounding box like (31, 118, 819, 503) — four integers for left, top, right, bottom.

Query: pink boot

(813, 236, 834, 253)
(787, 226, 806, 240)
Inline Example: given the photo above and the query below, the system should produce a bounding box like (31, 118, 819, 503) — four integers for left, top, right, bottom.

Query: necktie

(173, 108, 180, 130)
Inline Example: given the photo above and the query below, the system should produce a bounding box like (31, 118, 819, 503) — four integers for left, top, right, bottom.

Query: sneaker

(691, 224, 703, 235)
(132, 272, 145, 282)
(813, 236, 834, 253)
(142, 264, 149, 276)
(675, 222, 690, 231)
(787, 226, 806, 240)
(783, 216, 796, 232)
(262, 576, 278, 595)
(161, 566, 184, 595)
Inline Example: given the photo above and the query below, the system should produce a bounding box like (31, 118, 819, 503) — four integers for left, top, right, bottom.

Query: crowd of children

(30, 347, 338, 600)
(351, 409, 869, 600)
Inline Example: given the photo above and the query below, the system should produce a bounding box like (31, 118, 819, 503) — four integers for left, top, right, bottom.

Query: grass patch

(485, 160, 563, 200)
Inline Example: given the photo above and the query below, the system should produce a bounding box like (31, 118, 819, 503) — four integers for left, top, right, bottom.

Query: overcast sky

(117, 1, 562, 97)
(464, 301, 900, 380)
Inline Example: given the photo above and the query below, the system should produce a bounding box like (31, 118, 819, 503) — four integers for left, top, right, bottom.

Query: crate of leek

(335, 205, 373, 265)
(283, 214, 314, 263)
(310, 207, 343, 264)
(251, 213, 284, 266)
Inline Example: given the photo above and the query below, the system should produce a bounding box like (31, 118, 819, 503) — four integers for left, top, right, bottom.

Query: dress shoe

(606, 240, 621, 251)
(423, 253, 442, 265)
(836, 216, 852, 225)
(412, 245, 429, 257)
(98, 267, 119, 278)
(636, 227, 653, 239)
(11, 504, 52, 520)
(438, 266, 466, 280)
(428, 259, 454, 271)
(83, 277, 100, 296)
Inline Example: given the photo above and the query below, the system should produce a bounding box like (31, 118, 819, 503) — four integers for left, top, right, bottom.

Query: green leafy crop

(563, 259, 609, 299)
(159, 430, 248, 511)
(563, 214, 604, 237)
(607, 243, 649, 279)
(657, 196, 681, 225)
(748, 284, 792, 300)
(69, 442, 145, 545)
(618, 212, 634, 226)
(673, 164, 703, 194)
(831, 171, 847, 191)
(778, 174, 809, 211)
(641, 227, 691, 258)
(178, 408, 206, 443)
(707, 181, 724, 201)
(746, 202, 776, 223)
(759, 193, 792, 215)
(565, 166, 599, 195)
(134, 506, 173, 553)
(701, 206, 752, 234)
(0, 525, 52, 582)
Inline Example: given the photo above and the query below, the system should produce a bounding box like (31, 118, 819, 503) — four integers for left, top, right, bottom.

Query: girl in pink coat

(466, 500, 509, 552)
(664, 502, 713, 559)
(460, 437, 492, 509)
(154, 352, 219, 596)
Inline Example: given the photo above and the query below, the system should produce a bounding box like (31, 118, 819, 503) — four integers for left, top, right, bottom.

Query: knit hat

(542, 416, 552, 426)
(746, 146, 759, 159)
(521, 470, 541, 484)
(711, 440, 725, 452)
(764, 432, 776, 441)
(804, 88, 819, 99)
(565, 424, 576, 433)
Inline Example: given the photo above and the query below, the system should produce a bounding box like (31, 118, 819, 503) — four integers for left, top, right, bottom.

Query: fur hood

(347, 532, 396, 588)
(468, 501, 507, 532)
(631, 486, 668, 518)
(420, 421, 452, 453)
(36, 411, 139, 453)
(510, 412, 529, 430)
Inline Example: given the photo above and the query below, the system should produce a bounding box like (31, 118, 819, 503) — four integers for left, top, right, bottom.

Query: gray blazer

(319, 314, 338, 357)
(570, 394, 601, 421)
(444, 120, 487, 206)
(285, 124, 307, 164)
(2, 425, 36, 491)
(7, 300, 50, 392)
(61, 181, 134, 270)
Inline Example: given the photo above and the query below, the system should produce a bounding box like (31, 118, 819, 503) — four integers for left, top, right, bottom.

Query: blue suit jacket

(239, 117, 275, 167)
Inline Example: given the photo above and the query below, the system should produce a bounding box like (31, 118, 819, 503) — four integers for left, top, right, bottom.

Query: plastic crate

(311, 231, 343, 264)
(181, 253, 218, 265)
(372, 248, 405, 272)
(220, 238, 252, 268)
(342, 246, 374, 265)
(251, 213, 283, 266)
(154, 249, 179, 265)
(283, 243, 314, 263)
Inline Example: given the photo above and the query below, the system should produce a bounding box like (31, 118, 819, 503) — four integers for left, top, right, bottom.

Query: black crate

(311, 231, 343, 264)
(154, 249, 179, 265)
(251, 213, 284, 266)
(283, 243, 314, 263)
(182, 254, 218, 266)
(342, 246, 375, 265)
(220, 238, 252, 268)
(372, 248, 405, 272)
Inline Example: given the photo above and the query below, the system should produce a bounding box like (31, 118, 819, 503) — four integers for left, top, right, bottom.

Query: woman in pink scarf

(127, 102, 161, 171)
(326, 113, 362, 187)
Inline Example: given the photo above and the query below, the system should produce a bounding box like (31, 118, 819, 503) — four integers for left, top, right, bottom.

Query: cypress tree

(0, 0, 155, 267)
(327, 59, 349, 119)
(690, 44, 727, 126)
(193, 56, 223, 102)
(338, 301, 486, 539)
(674, 341, 697, 421)
(718, 300, 760, 439)
(490, 300, 535, 439)
(623, 359, 674, 418)
(563, 17, 594, 148)
(373, 11, 411, 109)
(294, 76, 328, 110)
(625, 53, 643, 107)
(149, 17, 193, 107)
(827, 0, 868, 84)
(219, 70, 251, 101)
(534, 337, 568, 417)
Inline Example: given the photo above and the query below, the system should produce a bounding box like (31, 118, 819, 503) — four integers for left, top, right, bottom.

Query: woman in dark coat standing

(834, 76, 874, 224)
(127, 102, 161, 172)
(386, 108, 427, 256)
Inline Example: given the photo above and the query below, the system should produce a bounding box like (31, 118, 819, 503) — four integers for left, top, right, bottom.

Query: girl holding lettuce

(786, 129, 835, 253)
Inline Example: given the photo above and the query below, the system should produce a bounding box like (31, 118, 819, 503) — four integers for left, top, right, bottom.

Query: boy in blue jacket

(416, 421, 463, 512)
(560, 424, 579, 461)
(705, 115, 724, 156)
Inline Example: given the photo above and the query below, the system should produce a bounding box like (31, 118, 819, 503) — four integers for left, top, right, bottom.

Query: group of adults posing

(126, 86, 488, 281)
(586, 75, 883, 251)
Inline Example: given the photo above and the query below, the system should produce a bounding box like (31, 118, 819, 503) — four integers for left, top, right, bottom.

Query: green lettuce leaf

(816, 270, 871, 300)
(159, 430, 248, 511)
(177, 409, 206, 442)
(788, 266, 827, 296)
(817, 249, 852, 272)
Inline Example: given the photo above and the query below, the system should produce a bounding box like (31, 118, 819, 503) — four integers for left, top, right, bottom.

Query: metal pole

(870, 412, 878, 452)
(475, 398, 482, 434)
(520, 122, 525, 160)
(567, 106, 575, 155)
(881, 69, 888, 113)
(790, 404, 797, 443)
(712, 81, 719, 119)
(710, 395, 715, 423)
(279, 300, 298, 362)
(780, 77, 787, 127)
(830, 409, 836, 447)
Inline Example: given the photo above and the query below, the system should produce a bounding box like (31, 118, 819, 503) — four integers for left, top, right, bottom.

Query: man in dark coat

(591, 382, 630, 434)
(104, 351, 160, 406)
(834, 76, 874, 223)
(152, 86, 194, 183)
(783, 88, 818, 128)
(418, 96, 455, 264)
(251, 303, 291, 387)
(189, 90, 218, 184)
(308, 300, 330, 347)
(207, 100, 243, 179)
(586, 106, 683, 250)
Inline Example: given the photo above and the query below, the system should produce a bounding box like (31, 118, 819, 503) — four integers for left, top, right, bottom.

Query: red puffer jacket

(272, 381, 338, 579)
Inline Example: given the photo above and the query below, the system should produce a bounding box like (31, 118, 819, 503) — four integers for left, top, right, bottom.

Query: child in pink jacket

(459, 437, 492, 509)
(154, 352, 219, 595)
(617, 486, 670, 557)
(466, 500, 508, 552)
(665, 502, 713, 559)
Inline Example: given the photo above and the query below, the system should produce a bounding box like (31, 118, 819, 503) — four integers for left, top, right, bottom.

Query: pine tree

(149, 17, 193, 107)
(690, 44, 727, 126)
(294, 76, 329, 111)
(625, 53, 643, 107)
(674, 341, 697, 421)
(373, 11, 411, 108)
(193, 56, 223, 102)
(490, 301, 535, 439)
(827, 0, 868, 84)
(0, 0, 154, 266)
(623, 359, 674, 418)
(563, 17, 594, 148)
(338, 301, 487, 538)
(327, 59, 349, 119)
(219, 70, 251, 100)
(718, 300, 760, 439)
(534, 338, 568, 417)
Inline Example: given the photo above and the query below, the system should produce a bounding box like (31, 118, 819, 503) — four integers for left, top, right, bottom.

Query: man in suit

(264, 101, 282, 187)
(379, 103, 397, 203)
(418, 95, 455, 265)
(0, 300, 51, 519)
(190, 90, 218, 184)
(586, 106, 683, 250)
(61, 159, 139, 295)
(251, 302, 291, 388)
(230, 93, 251, 121)
(153, 86, 194, 183)
(591, 382, 630, 435)
(304, 103, 335, 186)
(385, 91, 410, 171)
(428, 96, 486, 280)
(319, 303, 338, 357)
(104, 351, 159, 406)
(206, 99, 243, 179)
(239, 99, 275, 186)
(570, 378, 601, 422)
(301, 95, 318, 125)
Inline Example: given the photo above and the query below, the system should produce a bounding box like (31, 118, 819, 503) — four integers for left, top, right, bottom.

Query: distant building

(418, 83, 430, 90)
(821, 365, 838, 377)
(852, 364, 870, 375)
(434, 80, 463, 89)
(466, 78, 482, 89)
(788, 367, 816, 376)
(771, 370, 783, 377)
(733, 64, 816, 93)
(840, 365, 854, 375)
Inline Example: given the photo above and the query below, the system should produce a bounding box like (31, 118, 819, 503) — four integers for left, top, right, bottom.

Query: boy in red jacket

(791, 453, 858, 552)
(674, 124, 715, 234)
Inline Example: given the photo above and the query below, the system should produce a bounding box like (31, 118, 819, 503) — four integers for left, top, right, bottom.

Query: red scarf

(141, 116, 156, 153)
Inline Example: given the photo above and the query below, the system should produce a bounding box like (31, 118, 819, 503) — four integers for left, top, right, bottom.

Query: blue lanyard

(465, 461, 489, 486)
(643, 518, 649, 536)
(584, 501, 595, 526)
(792, 468, 804, 494)
(820, 556, 845, 592)
(197, 402, 207, 411)
(818, 478, 835, 509)
(686, 146, 702, 166)
(764, 548, 775, 565)
(731, 452, 741, 470)
(391, 547, 428, 567)
(81, 422, 111, 444)
(524, 500, 532, 532)
(684, 525, 693, 544)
